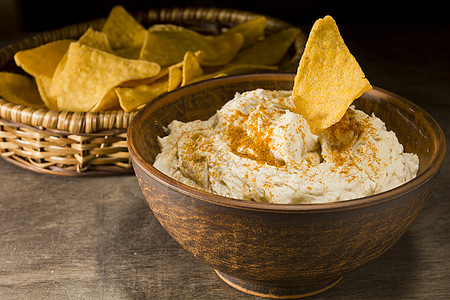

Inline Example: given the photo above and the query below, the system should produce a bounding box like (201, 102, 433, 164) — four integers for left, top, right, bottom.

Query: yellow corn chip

(113, 46, 142, 59)
(14, 40, 75, 110)
(78, 28, 113, 52)
(116, 78, 168, 112)
(0, 72, 45, 108)
(181, 51, 204, 86)
(47, 50, 68, 100)
(192, 64, 278, 83)
(224, 16, 266, 48)
(230, 27, 300, 66)
(91, 89, 122, 112)
(101, 5, 147, 50)
(35, 76, 58, 110)
(120, 65, 171, 88)
(140, 29, 243, 67)
(14, 39, 73, 79)
(168, 66, 182, 92)
(292, 15, 372, 134)
(154, 67, 170, 81)
(202, 34, 244, 66)
(51, 42, 160, 112)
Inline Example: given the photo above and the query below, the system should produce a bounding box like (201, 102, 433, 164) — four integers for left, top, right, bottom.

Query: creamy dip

(153, 89, 419, 204)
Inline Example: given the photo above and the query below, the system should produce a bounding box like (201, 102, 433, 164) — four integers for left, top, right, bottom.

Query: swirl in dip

(153, 89, 419, 204)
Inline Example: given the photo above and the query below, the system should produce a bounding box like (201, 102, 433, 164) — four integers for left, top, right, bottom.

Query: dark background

(1, 0, 448, 39)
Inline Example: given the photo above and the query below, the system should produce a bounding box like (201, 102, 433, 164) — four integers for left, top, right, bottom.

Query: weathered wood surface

(1, 24, 449, 299)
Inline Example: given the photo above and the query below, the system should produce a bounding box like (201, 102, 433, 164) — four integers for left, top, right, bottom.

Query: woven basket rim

(0, 6, 304, 134)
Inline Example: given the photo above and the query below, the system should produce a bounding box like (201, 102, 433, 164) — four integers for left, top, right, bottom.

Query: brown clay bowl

(127, 74, 446, 299)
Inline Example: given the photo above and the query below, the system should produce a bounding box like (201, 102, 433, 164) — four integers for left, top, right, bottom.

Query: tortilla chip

(192, 64, 278, 83)
(47, 49, 68, 98)
(168, 66, 182, 91)
(181, 51, 204, 86)
(224, 16, 266, 48)
(120, 65, 171, 88)
(35, 76, 58, 110)
(140, 29, 243, 67)
(101, 5, 147, 50)
(90, 89, 121, 112)
(50, 42, 160, 112)
(0, 72, 45, 108)
(113, 46, 142, 59)
(78, 28, 113, 52)
(292, 15, 372, 134)
(14, 39, 73, 79)
(203, 33, 244, 66)
(116, 78, 168, 112)
(230, 27, 300, 66)
(13, 40, 73, 110)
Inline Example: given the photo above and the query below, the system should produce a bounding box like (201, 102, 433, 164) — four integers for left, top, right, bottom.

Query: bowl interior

(128, 73, 445, 205)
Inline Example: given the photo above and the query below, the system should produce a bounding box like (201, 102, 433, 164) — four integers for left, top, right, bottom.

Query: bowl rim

(127, 73, 446, 213)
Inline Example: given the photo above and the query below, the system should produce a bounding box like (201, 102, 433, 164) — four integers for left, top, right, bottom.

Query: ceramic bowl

(127, 74, 446, 299)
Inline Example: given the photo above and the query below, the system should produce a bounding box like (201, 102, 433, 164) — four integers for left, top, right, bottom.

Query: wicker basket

(0, 7, 305, 176)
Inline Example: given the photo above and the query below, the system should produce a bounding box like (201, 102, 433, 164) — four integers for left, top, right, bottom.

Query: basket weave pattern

(0, 7, 303, 176)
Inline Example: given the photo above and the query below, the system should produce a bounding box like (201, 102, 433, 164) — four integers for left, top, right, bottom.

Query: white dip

(153, 89, 419, 204)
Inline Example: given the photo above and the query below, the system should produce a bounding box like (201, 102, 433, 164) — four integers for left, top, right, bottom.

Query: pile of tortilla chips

(0, 5, 301, 112)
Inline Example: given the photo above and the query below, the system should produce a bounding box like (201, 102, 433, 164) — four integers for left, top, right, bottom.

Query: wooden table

(1, 23, 449, 299)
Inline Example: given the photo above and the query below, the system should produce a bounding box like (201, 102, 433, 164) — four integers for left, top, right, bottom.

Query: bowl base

(215, 270, 342, 299)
